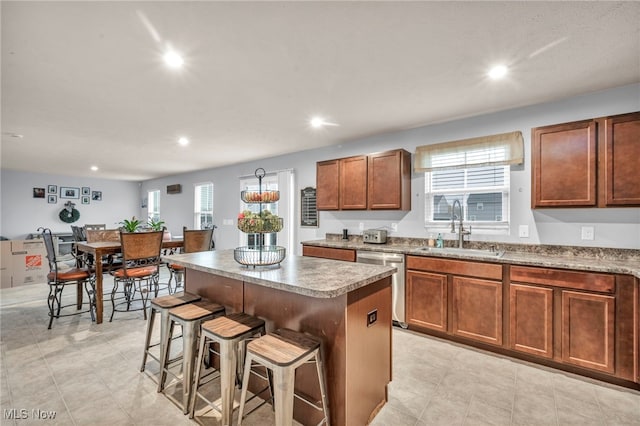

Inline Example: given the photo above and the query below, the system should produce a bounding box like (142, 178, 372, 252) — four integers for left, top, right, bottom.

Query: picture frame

(33, 187, 46, 198)
(81, 195, 90, 204)
(60, 187, 80, 199)
(91, 190, 102, 201)
(48, 195, 57, 204)
(47, 185, 57, 194)
(82, 187, 90, 196)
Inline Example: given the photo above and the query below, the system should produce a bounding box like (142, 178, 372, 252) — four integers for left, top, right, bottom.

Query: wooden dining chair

(39, 227, 96, 329)
(167, 227, 214, 294)
(84, 228, 123, 273)
(109, 230, 164, 321)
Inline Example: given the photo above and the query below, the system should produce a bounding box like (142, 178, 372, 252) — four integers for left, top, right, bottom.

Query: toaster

(363, 229, 387, 244)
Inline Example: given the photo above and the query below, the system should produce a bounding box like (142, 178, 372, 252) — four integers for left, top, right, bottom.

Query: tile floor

(1, 271, 639, 426)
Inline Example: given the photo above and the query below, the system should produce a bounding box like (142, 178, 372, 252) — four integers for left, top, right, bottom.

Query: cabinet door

(368, 149, 411, 210)
(452, 276, 503, 346)
(599, 111, 640, 206)
(316, 160, 340, 210)
(406, 270, 447, 332)
(532, 120, 597, 207)
(562, 290, 615, 374)
(302, 245, 356, 262)
(509, 284, 553, 359)
(339, 155, 368, 209)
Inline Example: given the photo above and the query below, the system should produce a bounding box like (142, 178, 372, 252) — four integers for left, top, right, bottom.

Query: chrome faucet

(450, 199, 471, 248)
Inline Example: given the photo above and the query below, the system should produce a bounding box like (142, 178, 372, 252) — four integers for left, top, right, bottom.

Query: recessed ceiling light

(310, 117, 339, 129)
(90, 166, 99, 172)
(488, 65, 508, 79)
(163, 50, 184, 69)
(178, 137, 189, 146)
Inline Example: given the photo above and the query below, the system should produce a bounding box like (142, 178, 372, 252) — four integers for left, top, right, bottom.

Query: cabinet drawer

(406, 255, 502, 280)
(302, 245, 356, 262)
(510, 266, 615, 294)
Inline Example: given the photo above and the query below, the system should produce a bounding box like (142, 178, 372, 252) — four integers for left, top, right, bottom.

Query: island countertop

(162, 249, 396, 298)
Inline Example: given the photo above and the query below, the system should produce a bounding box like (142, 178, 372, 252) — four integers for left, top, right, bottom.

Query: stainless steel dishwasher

(356, 251, 406, 328)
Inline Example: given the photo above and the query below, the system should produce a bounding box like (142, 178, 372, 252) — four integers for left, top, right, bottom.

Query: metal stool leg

(140, 306, 157, 372)
(181, 320, 199, 414)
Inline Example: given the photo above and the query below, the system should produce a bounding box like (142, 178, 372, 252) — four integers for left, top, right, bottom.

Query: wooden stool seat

(170, 300, 225, 321)
(247, 329, 320, 367)
(189, 313, 267, 424)
(141, 292, 203, 381)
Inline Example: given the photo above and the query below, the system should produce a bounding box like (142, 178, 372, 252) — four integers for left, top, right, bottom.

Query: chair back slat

(85, 229, 120, 243)
(120, 230, 164, 265)
(38, 228, 58, 274)
(182, 227, 214, 253)
(84, 224, 106, 231)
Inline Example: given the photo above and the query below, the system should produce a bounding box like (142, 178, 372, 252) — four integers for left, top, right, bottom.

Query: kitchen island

(162, 249, 396, 426)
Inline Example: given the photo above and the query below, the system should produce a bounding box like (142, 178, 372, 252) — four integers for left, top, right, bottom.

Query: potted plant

(119, 216, 142, 232)
(147, 218, 166, 231)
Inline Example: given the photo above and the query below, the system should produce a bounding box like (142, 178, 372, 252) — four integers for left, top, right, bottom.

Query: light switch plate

(518, 225, 529, 238)
(391, 223, 398, 232)
(581, 226, 595, 240)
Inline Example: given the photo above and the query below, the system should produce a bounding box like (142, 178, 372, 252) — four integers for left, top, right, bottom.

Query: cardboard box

(1, 240, 48, 287)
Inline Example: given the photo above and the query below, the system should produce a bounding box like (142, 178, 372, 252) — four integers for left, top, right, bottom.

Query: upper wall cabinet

(316, 149, 411, 211)
(598, 112, 640, 206)
(368, 149, 412, 210)
(531, 111, 639, 208)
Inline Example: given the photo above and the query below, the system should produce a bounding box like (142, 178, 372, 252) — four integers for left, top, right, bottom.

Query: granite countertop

(162, 249, 396, 298)
(302, 238, 640, 278)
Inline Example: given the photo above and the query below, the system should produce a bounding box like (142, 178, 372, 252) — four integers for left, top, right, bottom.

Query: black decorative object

(59, 201, 80, 223)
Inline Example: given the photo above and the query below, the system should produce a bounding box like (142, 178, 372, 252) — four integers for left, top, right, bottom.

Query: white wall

(0, 170, 139, 239)
(139, 84, 640, 252)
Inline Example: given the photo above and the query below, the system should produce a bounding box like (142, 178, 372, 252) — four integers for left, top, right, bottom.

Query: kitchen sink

(419, 247, 505, 258)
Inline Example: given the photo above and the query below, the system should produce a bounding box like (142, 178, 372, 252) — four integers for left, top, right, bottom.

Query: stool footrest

(294, 390, 325, 412)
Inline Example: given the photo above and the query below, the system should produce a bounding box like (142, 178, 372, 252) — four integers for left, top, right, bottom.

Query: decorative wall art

(82, 187, 90, 196)
(33, 187, 45, 198)
(92, 191, 102, 201)
(60, 187, 80, 199)
(81, 196, 90, 204)
(48, 195, 57, 204)
(47, 185, 57, 194)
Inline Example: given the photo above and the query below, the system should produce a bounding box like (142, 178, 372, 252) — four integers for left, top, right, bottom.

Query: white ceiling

(2, 1, 639, 181)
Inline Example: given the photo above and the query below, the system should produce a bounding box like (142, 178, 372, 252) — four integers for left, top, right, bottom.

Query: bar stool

(140, 291, 202, 387)
(159, 300, 226, 413)
(237, 328, 330, 426)
(189, 313, 267, 425)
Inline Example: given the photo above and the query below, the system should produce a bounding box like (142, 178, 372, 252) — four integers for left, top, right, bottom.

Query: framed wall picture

(48, 195, 57, 204)
(92, 191, 102, 201)
(47, 185, 57, 194)
(60, 187, 80, 199)
(82, 187, 90, 196)
(33, 187, 45, 198)
(81, 196, 90, 204)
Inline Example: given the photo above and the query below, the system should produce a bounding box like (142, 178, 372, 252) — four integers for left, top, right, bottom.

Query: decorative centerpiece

(234, 168, 286, 267)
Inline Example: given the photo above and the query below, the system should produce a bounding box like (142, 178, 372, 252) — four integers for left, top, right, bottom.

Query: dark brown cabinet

(316, 149, 411, 211)
(367, 149, 411, 210)
(406, 270, 447, 332)
(301, 245, 356, 262)
(339, 155, 368, 210)
(531, 111, 640, 208)
(532, 120, 597, 207)
(509, 283, 554, 359)
(316, 159, 340, 210)
(598, 111, 640, 206)
(406, 256, 503, 346)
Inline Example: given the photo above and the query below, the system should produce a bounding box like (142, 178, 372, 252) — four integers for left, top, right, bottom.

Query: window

(425, 165, 510, 231)
(416, 131, 523, 233)
(194, 182, 214, 230)
(148, 190, 160, 222)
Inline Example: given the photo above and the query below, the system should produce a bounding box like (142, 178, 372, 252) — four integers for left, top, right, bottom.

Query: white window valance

(414, 131, 524, 172)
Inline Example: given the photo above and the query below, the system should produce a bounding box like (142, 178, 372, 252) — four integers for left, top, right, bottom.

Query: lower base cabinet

(509, 283, 554, 359)
(452, 276, 503, 346)
(406, 270, 447, 332)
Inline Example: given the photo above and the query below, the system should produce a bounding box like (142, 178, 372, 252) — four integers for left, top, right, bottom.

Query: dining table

(75, 239, 183, 324)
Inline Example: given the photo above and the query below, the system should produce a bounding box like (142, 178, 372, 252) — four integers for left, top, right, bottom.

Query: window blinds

(414, 131, 524, 172)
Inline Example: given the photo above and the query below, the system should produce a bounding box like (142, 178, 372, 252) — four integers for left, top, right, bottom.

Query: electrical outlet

(359, 222, 364, 231)
(581, 226, 595, 240)
(391, 223, 398, 232)
(367, 309, 378, 327)
(518, 225, 529, 238)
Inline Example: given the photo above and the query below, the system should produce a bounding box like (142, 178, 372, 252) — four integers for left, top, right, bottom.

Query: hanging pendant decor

(59, 201, 80, 223)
